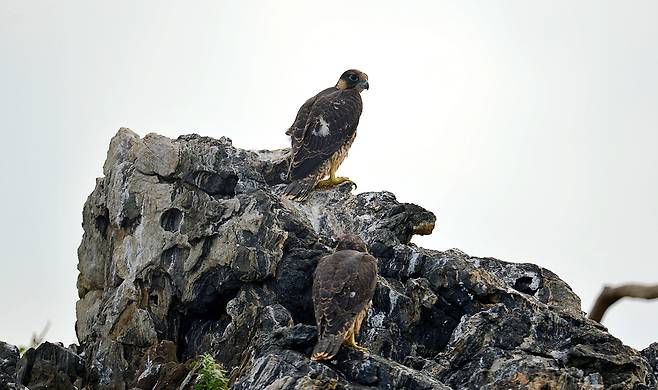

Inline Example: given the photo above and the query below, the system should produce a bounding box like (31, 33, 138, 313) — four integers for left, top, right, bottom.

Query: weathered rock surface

(642, 343, 658, 378)
(0, 342, 24, 390)
(3, 128, 656, 389)
(15, 342, 85, 389)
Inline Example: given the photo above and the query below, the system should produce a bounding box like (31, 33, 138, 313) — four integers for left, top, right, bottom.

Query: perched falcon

(283, 69, 369, 200)
(311, 234, 378, 361)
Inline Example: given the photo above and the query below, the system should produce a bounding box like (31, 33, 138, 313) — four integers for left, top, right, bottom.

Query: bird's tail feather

(311, 334, 344, 361)
(283, 176, 317, 201)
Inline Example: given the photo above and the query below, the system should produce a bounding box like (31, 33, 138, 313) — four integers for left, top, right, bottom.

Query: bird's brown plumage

(311, 235, 378, 361)
(284, 69, 369, 200)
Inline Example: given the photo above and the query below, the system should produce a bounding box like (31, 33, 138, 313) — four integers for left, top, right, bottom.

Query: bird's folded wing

(289, 90, 361, 180)
(313, 253, 377, 335)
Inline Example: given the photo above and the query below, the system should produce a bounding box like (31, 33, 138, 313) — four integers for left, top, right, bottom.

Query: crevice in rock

(154, 173, 178, 184)
(150, 169, 238, 199)
(183, 170, 238, 197)
(369, 241, 395, 259)
(196, 283, 240, 321)
(176, 285, 241, 361)
(268, 251, 322, 327)
(120, 213, 141, 234)
(514, 276, 539, 295)
(161, 246, 190, 270)
(475, 293, 500, 305)
(184, 235, 217, 275)
(411, 302, 464, 358)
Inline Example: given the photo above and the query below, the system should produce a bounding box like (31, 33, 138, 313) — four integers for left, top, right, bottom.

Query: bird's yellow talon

(315, 176, 356, 190)
(351, 344, 368, 353)
(315, 179, 333, 189)
(335, 177, 354, 186)
(345, 332, 368, 352)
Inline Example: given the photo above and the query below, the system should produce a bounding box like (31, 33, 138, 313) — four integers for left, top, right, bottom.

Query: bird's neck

(335, 80, 348, 90)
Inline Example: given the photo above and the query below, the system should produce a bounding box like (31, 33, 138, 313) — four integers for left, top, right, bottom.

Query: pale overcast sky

(1, 1, 656, 349)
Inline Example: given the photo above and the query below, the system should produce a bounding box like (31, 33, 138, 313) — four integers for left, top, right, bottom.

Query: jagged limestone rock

(36, 128, 654, 389)
(14, 342, 85, 390)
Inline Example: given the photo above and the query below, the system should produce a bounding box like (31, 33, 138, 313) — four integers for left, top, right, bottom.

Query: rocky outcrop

(0, 342, 23, 389)
(15, 342, 85, 390)
(3, 128, 656, 389)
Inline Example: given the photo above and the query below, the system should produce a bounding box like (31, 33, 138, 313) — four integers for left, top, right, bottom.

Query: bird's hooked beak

(359, 80, 370, 90)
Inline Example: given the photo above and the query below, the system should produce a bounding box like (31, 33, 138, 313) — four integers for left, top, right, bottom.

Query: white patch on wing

(312, 116, 331, 137)
(332, 100, 344, 110)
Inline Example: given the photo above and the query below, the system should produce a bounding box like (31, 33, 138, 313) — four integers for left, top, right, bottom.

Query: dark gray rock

(0, 342, 22, 390)
(642, 343, 658, 378)
(15, 342, 85, 390)
(46, 128, 654, 389)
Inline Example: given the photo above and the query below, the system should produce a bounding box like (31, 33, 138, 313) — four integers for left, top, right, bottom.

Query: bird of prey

(283, 69, 369, 200)
(311, 234, 378, 361)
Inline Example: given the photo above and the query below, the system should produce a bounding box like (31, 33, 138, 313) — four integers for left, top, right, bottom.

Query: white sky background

(1, 1, 656, 349)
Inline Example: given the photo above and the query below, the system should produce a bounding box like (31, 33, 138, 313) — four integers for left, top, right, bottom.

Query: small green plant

(194, 353, 228, 390)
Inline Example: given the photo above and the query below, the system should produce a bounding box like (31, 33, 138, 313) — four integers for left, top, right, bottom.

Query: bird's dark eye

(348, 74, 359, 82)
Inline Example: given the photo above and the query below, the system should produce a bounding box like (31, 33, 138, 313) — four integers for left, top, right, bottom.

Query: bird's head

(335, 234, 368, 252)
(336, 69, 369, 92)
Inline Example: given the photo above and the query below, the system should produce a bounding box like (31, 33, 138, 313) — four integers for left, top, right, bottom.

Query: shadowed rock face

(0, 342, 23, 389)
(5, 128, 656, 389)
(642, 343, 658, 377)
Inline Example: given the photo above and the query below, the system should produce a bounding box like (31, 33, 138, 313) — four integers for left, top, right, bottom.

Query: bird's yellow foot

(335, 177, 356, 189)
(316, 176, 356, 189)
(350, 344, 368, 353)
(345, 334, 368, 352)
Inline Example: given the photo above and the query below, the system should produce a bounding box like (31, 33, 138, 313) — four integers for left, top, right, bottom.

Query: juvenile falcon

(311, 234, 378, 361)
(284, 69, 369, 200)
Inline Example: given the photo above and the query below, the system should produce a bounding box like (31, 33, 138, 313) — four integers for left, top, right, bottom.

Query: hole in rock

(514, 276, 539, 295)
(160, 208, 183, 232)
(94, 214, 109, 238)
(194, 284, 241, 321)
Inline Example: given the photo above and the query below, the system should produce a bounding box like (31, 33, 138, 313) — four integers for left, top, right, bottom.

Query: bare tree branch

(589, 284, 658, 322)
